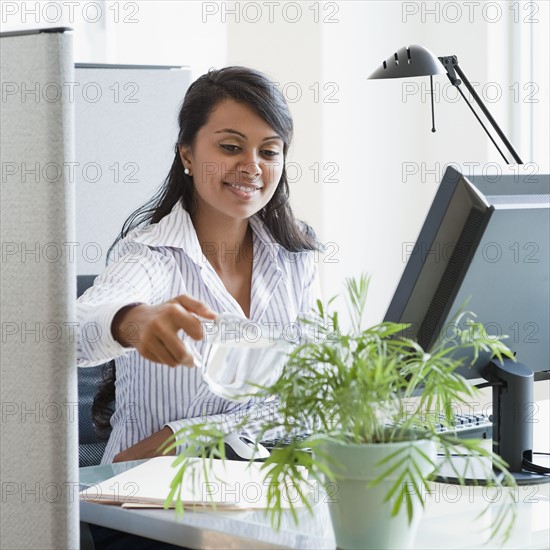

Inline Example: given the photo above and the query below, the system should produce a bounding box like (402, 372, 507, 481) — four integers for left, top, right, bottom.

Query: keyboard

(260, 413, 493, 449)
(431, 412, 493, 439)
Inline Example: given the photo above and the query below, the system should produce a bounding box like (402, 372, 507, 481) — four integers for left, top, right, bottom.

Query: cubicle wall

(74, 64, 191, 274)
(0, 29, 78, 549)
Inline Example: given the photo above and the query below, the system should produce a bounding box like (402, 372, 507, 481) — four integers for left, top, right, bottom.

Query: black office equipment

(368, 45, 523, 164)
(77, 275, 112, 467)
(385, 166, 549, 484)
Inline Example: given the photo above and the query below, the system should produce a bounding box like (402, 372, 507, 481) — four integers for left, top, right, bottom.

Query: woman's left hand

(113, 426, 176, 463)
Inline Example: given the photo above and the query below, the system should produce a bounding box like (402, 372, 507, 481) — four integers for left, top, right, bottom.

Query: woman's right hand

(111, 296, 217, 367)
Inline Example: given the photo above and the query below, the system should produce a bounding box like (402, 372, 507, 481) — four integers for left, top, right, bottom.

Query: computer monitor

(385, 166, 549, 483)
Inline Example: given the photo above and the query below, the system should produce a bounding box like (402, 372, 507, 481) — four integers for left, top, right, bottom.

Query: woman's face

(180, 99, 285, 223)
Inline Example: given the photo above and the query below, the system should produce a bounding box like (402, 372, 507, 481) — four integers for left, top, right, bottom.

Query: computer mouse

(222, 433, 270, 461)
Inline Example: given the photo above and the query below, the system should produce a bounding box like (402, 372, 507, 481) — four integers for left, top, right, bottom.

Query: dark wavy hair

(93, 66, 319, 435)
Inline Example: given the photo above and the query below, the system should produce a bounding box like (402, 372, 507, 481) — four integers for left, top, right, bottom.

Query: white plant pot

(317, 439, 437, 550)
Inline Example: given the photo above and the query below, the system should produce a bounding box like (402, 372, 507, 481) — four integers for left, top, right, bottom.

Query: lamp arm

(452, 73, 513, 164)
(438, 55, 524, 164)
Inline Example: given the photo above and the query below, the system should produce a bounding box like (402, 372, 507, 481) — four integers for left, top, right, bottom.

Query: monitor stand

(436, 359, 550, 486)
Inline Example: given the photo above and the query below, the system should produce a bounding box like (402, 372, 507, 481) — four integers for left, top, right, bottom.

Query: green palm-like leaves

(166, 274, 517, 543)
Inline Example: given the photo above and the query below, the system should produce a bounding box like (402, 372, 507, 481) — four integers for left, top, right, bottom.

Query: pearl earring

(184, 168, 190, 175)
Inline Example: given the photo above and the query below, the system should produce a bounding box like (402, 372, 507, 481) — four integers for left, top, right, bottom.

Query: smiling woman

(76, 67, 321, 472)
(178, 100, 289, 317)
(182, 101, 285, 214)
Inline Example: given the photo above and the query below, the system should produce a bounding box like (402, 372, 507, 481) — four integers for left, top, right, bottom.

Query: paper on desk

(80, 456, 309, 510)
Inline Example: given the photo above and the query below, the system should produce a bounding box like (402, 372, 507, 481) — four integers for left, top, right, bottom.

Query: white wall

(486, 0, 549, 172)
(225, 4, 325, 234)
(0, 1, 228, 79)
(99, 1, 227, 79)
(320, 0, 518, 324)
(530, 0, 549, 171)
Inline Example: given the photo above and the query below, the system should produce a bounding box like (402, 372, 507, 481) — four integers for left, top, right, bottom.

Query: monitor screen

(385, 166, 549, 379)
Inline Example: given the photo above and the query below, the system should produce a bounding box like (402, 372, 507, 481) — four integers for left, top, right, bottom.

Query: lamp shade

(368, 45, 446, 79)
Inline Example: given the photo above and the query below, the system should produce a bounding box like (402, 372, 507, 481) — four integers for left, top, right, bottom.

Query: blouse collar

(131, 201, 280, 267)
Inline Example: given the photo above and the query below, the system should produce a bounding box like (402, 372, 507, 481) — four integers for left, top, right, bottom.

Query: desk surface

(80, 463, 550, 549)
(80, 399, 550, 549)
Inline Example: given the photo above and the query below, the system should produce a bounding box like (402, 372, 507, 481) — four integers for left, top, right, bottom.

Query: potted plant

(165, 274, 517, 549)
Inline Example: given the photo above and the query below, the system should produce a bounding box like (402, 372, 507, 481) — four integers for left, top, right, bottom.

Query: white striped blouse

(77, 202, 321, 464)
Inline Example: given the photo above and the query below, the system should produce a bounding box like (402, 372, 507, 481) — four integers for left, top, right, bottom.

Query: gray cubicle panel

(74, 64, 191, 275)
(0, 28, 79, 548)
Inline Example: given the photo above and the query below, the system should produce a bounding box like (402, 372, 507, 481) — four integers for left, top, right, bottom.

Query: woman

(78, 66, 321, 465)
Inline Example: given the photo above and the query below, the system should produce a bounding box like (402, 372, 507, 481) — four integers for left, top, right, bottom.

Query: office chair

(77, 275, 113, 467)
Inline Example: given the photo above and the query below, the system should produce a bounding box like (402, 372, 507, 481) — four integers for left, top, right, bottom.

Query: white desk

(79, 470, 550, 549)
(80, 399, 550, 549)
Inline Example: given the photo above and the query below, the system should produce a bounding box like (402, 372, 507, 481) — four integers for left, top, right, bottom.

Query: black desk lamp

(368, 45, 524, 164)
